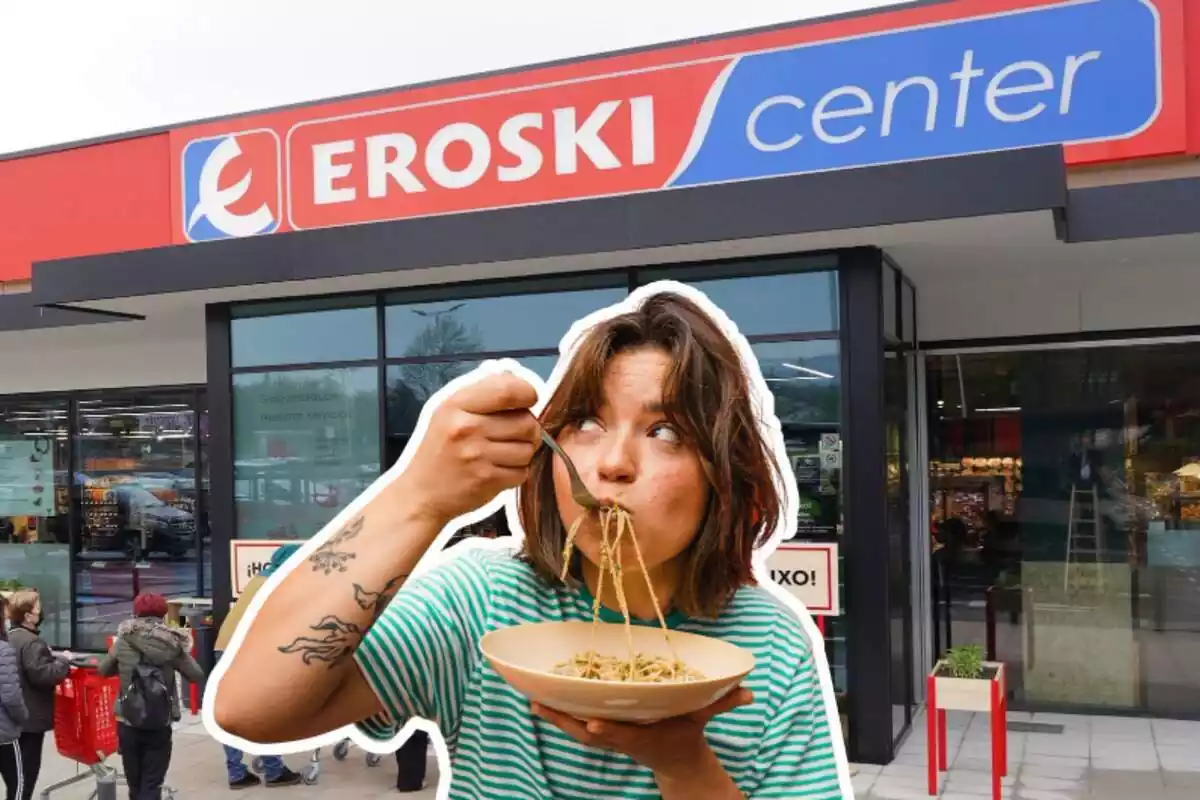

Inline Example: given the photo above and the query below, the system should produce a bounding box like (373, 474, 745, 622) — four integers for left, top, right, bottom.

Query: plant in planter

(927, 645, 1008, 799)
(932, 644, 1004, 707)
(943, 644, 984, 679)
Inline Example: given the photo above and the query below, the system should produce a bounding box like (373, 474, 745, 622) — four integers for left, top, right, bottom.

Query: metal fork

(536, 425, 601, 509)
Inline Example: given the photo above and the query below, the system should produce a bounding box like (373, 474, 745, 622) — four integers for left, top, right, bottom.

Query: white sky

(0, 0, 904, 156)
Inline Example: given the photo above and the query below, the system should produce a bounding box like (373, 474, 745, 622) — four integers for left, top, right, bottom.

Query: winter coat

(0, 640, 28, 743)
(8, 625, 68, 733)
(97, 618, 204, 724)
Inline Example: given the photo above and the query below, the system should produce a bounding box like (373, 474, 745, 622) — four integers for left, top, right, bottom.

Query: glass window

(751, 339, 846, 700)
(901, 280, 916, 346)
(886, 351, 915, 740)
(233, 367, 380, 540)
(74, 391, 201, 651)
(0, 399, 71, 648)
(385, 356, 557, 465)
(231, 304, 377, 368)
(636, 267, 839, 336)
(754, 340, 841, 427)
(385, 287, 626, 358)
(928, 344, 1200, 717)
(882, 264, 898, 343)
(199, 405, 212, 597)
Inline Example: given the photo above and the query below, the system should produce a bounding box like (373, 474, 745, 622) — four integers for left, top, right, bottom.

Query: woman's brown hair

(0, 596, 7, 642)
(518, 290, 783, 619)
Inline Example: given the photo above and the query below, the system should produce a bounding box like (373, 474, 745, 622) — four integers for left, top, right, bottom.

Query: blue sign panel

(671, 0, 1161, 187)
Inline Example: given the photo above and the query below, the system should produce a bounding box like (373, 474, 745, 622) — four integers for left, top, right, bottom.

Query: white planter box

(931, 660, 1006, 712)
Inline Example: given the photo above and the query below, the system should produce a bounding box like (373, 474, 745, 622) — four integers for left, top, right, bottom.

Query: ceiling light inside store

(783, 363, 834, 379)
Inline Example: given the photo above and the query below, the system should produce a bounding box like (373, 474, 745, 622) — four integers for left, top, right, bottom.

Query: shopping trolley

(251, 737, 382, 785)
(40, 656, 177, 800)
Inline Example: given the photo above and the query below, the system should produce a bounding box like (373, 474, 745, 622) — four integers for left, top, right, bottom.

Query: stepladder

(1065, 483, 1103, 592)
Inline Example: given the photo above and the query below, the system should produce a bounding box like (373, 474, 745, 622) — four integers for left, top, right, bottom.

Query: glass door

(73, 390, 203, 650)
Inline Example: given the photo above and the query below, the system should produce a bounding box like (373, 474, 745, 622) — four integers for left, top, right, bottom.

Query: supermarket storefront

(1, 0, 1199, 764)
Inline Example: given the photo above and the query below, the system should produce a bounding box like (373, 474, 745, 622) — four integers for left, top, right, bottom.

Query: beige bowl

(480, 621, 755, 722)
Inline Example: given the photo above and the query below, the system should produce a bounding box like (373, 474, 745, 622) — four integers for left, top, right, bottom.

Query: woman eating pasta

(214, 290, 845, 799)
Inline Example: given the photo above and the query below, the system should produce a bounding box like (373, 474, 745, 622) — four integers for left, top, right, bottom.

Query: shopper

(0, 596, 29, 800)
(98, 593, 204, 800)
(214, 546, 303, 790)
(6, 590, 68, 800)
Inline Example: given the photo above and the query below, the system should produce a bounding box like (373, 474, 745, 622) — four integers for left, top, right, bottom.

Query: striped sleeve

(352, 548, 495, 744)
(747, 624, 846, 799)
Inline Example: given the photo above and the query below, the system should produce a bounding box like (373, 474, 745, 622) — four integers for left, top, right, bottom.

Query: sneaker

(265, 768, 304, 788)
(229, 774, 262, 790)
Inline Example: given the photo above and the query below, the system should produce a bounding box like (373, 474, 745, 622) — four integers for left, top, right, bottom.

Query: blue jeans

(224, 745, 283, 781)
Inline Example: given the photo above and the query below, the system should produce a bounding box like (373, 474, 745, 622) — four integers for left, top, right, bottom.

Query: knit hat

(133, 593, 169, 619)
(261, 543, 302, 578)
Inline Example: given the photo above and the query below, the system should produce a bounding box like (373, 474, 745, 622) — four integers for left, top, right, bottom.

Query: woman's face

(553, 346, 709, 575)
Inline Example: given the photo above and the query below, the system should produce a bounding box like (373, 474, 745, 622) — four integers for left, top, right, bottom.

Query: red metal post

(927, 675, 938, 796)
(938, 709, 948, 771)
(999, 694, 1008, 776)
(188, 638, 201, 714)
(990, 679, 1002, 800)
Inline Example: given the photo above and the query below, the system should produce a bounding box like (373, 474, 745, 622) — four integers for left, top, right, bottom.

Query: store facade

(1, 0, 1199, 766)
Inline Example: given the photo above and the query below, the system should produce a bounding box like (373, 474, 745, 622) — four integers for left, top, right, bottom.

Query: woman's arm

(0, 647, 28, 725)
(96, 642, 118, 678)
(18, 638, 68, 688)
(173, 650, 206, 685)
(213, 372, 539, 745)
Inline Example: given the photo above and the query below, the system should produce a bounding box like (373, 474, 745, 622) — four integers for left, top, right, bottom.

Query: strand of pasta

(553, 504, 703, 683)
(621, 507, 684, 670)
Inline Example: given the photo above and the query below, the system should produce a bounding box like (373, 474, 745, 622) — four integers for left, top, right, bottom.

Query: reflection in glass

(882, 265, 898, 342)
(74, 392, 201, 651)
(751, 340, 847, 700)
(753, 340, 841, 427)
(885, 351, 915, 740)
(0, 399, 71, 647)
(385, 288, 625, 358)
(386, 357, 556, 461)
(232, 305, 377, 368)
(233, 368, 380, 540)
(636, 269, 839, 336)
(929, 345, 1200, 716)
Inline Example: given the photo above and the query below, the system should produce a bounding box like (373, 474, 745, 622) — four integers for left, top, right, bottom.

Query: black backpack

(118, 642, 173, 730)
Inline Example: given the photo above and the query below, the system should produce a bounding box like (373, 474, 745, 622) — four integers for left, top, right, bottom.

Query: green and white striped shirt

(354, 546, 844, 799)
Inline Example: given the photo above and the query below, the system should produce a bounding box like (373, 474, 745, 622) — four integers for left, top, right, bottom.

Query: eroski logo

(182, 130, 282, 242)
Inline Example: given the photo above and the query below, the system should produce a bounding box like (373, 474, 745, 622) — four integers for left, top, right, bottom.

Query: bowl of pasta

(481, 620, 755, 722)
(480, 504, 755, 722)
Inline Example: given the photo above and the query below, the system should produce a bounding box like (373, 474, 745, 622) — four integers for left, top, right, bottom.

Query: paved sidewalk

(33, 715, 440, 799)
(852, 709, 1200, 799)
(31, 710, 1200, 798)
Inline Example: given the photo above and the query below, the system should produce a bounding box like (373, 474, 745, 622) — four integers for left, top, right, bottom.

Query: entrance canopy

(26, 147, 1068, 320)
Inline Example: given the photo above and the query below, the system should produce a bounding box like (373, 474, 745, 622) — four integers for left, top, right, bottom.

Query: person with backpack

(0, 595, 29, 800)
(6, 590, 69, 800)
(97, 593, 204, 800)
(214, 546, 303, 790)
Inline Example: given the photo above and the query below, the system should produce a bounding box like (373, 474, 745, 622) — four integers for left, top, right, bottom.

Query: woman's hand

(394, 371, 541, 528)
(532, 687, 753, 798)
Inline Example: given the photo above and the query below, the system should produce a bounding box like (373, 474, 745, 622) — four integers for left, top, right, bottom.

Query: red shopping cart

(40, 657, 177, 800)
(53, 665, 118, 765)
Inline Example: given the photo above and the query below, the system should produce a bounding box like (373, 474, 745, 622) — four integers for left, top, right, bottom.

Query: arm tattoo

(354, 575, 408, 620)
(309, 515, 365, 575)
(277, 616, 364, 668)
